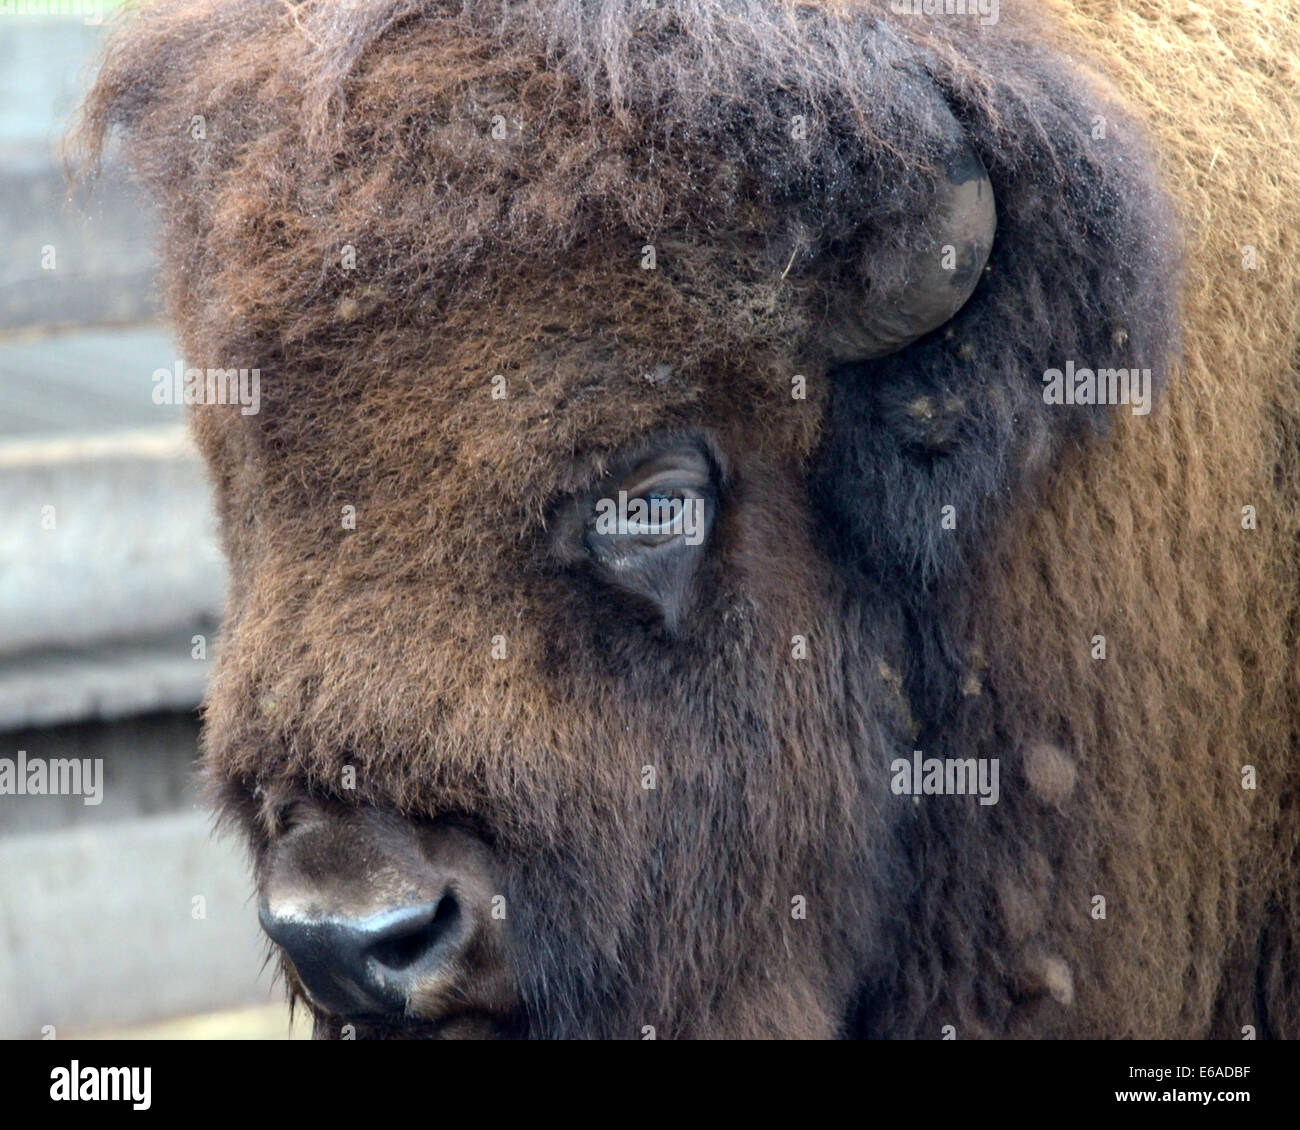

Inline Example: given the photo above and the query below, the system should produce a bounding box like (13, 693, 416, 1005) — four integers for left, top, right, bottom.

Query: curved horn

(825, 94, 997, 363)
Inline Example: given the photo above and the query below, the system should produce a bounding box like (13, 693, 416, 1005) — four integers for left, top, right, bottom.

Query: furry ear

(809, 35, 1181, 590)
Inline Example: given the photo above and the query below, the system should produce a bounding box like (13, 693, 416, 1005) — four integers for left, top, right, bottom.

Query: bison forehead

(106, 0, 974, 432)
(194, 288, 826, 545)
(194, 360, 818, 553)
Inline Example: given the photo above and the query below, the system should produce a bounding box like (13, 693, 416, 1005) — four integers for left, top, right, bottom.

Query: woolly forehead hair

(74, 0, 1180, 539)
(73, 1, 1075, 371)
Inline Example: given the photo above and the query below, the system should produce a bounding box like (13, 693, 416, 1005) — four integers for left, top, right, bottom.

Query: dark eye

(269, 798, 312, 838)
(584, 450, 712, 557)
(571, 441, 718, 631)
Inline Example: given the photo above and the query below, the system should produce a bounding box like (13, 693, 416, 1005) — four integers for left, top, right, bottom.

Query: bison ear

(824, 84, 997, 364)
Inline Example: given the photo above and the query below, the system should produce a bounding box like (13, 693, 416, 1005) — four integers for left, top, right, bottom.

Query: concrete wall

(0, 11, 160, 331)
(0, 812, 278, 1038)
(0, 427, 224, 661)
(0, 12, 275, 1039)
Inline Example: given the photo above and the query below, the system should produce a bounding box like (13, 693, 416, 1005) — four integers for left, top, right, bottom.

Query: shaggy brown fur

(77, 0, 1300, 1038)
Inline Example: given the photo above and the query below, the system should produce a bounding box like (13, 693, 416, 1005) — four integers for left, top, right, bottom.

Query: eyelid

(619, 466, 710, 499)
(616, 449, 712, 498)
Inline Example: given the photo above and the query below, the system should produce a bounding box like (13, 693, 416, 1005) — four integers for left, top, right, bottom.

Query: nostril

(369, 895, 461, 973)
(258, 894, 466, 1017)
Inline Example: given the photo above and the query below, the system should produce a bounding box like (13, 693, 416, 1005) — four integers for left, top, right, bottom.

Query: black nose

(258, 896, 462, 1017)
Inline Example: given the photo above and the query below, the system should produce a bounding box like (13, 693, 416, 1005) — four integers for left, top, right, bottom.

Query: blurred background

(0, 4, 306, 1038)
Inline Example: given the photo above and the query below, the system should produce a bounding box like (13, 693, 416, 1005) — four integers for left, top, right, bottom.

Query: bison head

(79, 0, 1177, 1038)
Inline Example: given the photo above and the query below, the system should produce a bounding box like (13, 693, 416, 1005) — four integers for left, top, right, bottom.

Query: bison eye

(584, 448, 713, 555)
(578, 443, 717, 629)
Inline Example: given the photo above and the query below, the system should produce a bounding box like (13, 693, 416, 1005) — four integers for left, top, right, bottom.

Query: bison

(78, 0, 1300, 1039)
